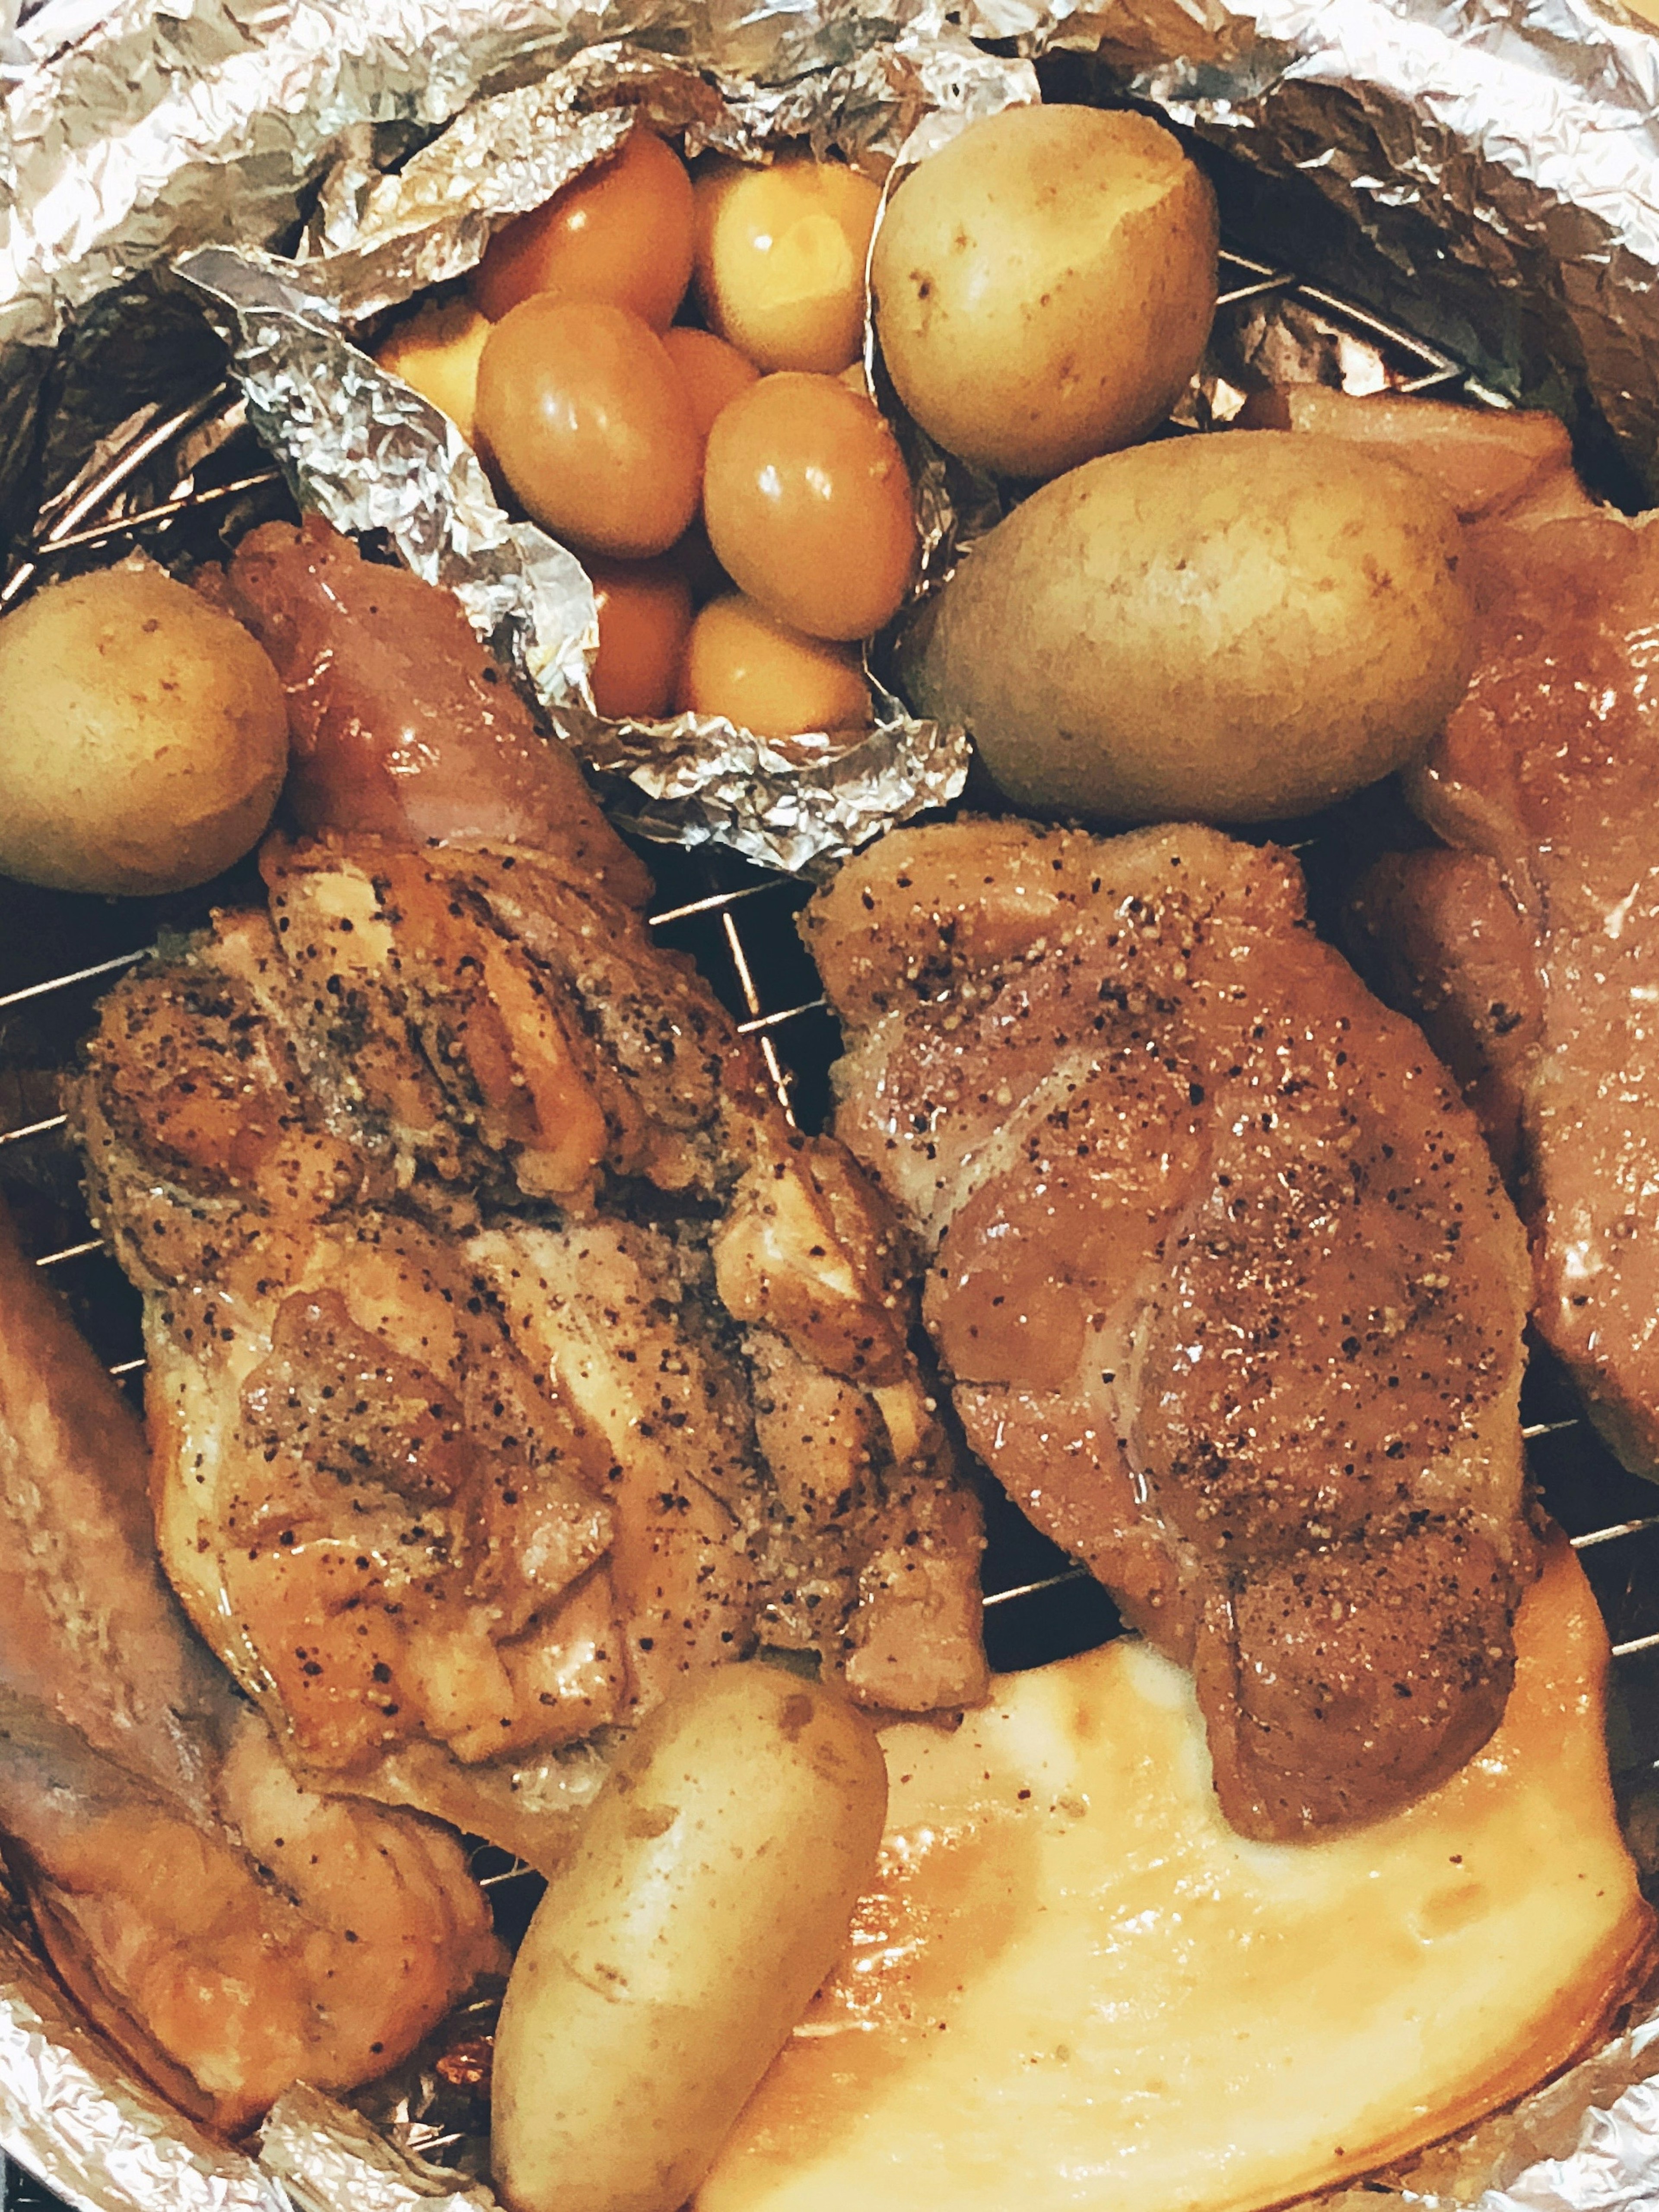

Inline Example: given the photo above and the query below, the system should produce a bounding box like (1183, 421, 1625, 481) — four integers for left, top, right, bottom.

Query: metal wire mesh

(3, 241, 1659, 2193)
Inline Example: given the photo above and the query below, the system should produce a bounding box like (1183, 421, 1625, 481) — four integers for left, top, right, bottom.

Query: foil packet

(4, 2, 1023, 872)
(9, 1, 1659, 2211)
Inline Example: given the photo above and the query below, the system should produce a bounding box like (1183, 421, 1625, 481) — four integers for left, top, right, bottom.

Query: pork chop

(1288, 388, 1659, 1478)
(806, 818, 1535, 1840)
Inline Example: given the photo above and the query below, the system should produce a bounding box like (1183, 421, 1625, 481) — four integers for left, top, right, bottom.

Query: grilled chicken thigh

(807, 819, 1535, 1839)
(0, 1196, 499, 2131)
(71, 523, 983, 1856)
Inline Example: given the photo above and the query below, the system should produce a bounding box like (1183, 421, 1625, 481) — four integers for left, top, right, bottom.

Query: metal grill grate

(2, 245, 1656, 1643)
(3, 242, 1659, 2193)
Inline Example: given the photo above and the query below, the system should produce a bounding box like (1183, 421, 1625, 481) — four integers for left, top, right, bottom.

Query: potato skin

(490, 1664, 888, 2212)
(902, 432, 1476, 824)
(872, 106, 1217, 479)
(0, 568, 288, 895)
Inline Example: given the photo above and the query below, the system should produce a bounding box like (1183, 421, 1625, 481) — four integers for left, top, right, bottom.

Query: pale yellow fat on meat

(697, 1539, 1651, 2212)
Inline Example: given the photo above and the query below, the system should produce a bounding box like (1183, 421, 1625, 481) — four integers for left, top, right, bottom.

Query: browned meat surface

(1303, 390, 1659, 1476)
(73, 829, 983, 1853)
(225, 513, 652, 901)
(0, 1195, 500, 2131)
(806, 818, 1535, 1840)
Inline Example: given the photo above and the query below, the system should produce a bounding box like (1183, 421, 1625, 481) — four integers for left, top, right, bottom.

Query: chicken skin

(71, 524, 984, 1857)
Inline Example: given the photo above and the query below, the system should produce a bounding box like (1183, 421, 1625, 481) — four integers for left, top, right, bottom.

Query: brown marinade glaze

(807, 816, 1535, 1839)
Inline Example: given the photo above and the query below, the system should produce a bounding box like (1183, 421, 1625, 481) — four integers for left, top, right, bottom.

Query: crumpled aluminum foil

(966, 0, 1659, 498)
(156, 19, 1010, 868)
(11, 0, 1659, 2207)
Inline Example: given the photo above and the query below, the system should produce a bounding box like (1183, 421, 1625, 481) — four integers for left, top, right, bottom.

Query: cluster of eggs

(378, 130, 915, 741)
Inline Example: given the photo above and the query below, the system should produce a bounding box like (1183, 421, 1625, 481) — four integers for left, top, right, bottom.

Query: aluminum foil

(10, 0, 1659, 2209)
(146, 17, 1019, 866)
(258, 2088, 494, 2212)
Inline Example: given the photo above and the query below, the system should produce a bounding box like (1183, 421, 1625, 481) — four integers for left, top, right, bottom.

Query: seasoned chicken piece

(807, 819, 1534, 1840)
(75, 517, 984, 1846)
(0, 1197, 499, 2132)
(74, 831, 985, 1844)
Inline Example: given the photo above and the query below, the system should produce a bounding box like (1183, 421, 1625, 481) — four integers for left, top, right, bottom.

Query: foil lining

(259, 2087, 494, 2212)
(8, 0, 1659, 2208)
(969, 0, 1659, 497)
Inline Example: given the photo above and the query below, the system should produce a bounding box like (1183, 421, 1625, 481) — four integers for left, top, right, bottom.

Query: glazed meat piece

(1338, 404, 1659, 1475)
(807, 819, 1535, 1839)
(74, 837, 984, 1847)
(75, 517, 984, 1852)
(0, 1196, 499, 2131)
(224, 513, 651, 898)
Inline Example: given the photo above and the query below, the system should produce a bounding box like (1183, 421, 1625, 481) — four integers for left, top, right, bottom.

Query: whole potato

(872, 105, 1217, 479)
(490, 1663, 887, 2212)
(900, 431, 1475, 825)
(0, 567, 288, 895)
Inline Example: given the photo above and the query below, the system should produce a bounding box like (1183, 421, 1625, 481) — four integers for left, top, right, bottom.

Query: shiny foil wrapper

(71, 6, 1021, 870)
(10, 0, 1659, 2210)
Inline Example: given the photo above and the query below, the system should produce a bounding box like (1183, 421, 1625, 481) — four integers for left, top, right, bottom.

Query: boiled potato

(900, 431, 1475, 823)
(0, 566, 288, 895)
(871, 105, 1217, 479)
(491, 1663, 887, 2212)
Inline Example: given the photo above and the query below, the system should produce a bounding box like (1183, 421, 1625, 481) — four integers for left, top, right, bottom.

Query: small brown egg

(692, 156, 882, 375)
(677, 593, 872, 739)
(375, 298, 492, 443)
(701, 372, 916, 641)
(668, 520, 731, 609)
(661, 327, 760, 443)
(471, 127, 694, 329)
(475, 297, 701, 559)
(588, 557, 694, 720)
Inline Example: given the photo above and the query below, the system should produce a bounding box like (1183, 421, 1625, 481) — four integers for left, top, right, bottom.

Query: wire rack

(5, 244, 1659, 2193)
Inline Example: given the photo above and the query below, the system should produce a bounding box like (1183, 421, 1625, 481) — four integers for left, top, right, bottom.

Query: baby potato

(0, 566, 288, 895)
(900, 431, 1475, 823)
(872, 104, 1217, 479)
(693, 155, 882, 375)
(375, 296, 491, 443)
(491, 1663, 887, 2212)
(588, 556, 693, 720)
(677, 592, 872, 739)
(702, 373, 916, 641)
(475, 297, 702, 559)
(471, 127, 694, 329)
